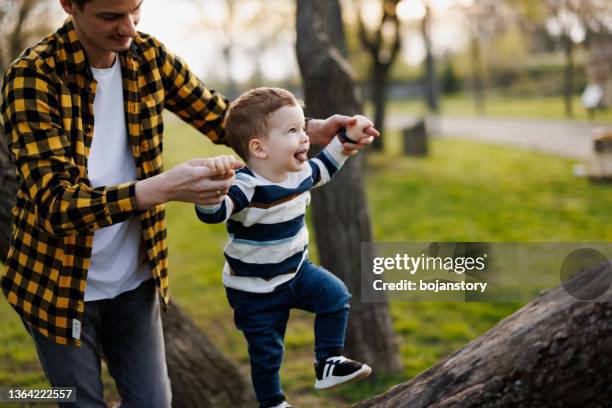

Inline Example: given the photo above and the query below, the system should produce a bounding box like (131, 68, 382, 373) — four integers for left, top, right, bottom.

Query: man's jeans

(22, 278, 171, 407)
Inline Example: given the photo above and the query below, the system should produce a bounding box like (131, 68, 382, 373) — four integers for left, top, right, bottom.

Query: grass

(377, 93, 612, 124)
(2, 117, 612, 407)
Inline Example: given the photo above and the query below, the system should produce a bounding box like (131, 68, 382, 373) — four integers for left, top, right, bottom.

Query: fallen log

(354, 262, 612, 408)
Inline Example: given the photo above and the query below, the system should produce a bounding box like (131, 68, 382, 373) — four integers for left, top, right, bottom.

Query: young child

(195, 87, 372, 408)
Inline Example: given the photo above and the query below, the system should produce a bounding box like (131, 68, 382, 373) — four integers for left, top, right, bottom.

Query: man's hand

(135, 156, 244, 209)
(307, 114, 379, 156)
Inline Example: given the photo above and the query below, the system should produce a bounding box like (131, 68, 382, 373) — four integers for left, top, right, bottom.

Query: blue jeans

(22, 278, 171, 408)
(226, 260, 351, 408)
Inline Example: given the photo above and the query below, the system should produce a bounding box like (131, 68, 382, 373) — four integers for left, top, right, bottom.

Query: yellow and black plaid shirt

(0, 19, 228, 346)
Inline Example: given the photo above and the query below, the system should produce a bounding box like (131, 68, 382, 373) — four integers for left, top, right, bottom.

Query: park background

(1, 0, 612, 406)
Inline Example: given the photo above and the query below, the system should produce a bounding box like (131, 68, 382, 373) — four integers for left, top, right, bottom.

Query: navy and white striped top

(195, 136, 348, 293)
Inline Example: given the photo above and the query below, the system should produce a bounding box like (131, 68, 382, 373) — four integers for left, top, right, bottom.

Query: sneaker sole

(314, 364, 372, 390)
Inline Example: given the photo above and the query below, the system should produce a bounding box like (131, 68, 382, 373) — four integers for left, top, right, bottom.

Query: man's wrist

(135, 175, 167, 210)
(305, 117, 314, 135)
(304, 117, 314, 137)
(305, 118, 327, 145)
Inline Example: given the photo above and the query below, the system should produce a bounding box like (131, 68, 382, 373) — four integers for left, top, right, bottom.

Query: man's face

(62, 0, 143, 53)
(263, 104, 310, 174)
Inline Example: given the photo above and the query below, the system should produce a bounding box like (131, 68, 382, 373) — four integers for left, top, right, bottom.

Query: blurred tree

(541, 0, 612, 118)
(420, 0, 439, 113)
(203, 0, 238, 98)
(223, 0, 237, 96)
(356, 0, 402, 150)
(296, 0, 403, 376)
(243, 1, 294, 89)
(186, 0, 293, 95)
(441, 60, 461, 95)
(0, 126, 16, 261)
(0, 0, 56, 74)
(187, 0, 239, 97)
(454, 0, 514, 115)
(509, 0, 551, 53)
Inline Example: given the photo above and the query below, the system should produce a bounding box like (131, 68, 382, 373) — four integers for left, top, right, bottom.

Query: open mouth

(293, 147, 309, 162)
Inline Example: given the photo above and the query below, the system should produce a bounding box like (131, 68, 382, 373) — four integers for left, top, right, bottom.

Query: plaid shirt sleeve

(1, 59, 141, 238)
(151, 36, 229, 145)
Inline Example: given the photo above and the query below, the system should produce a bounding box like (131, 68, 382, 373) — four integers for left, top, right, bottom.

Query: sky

(46, 0, 470, 83)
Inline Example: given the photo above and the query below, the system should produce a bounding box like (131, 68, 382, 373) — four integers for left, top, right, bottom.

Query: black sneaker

(314, 356, 372, 390)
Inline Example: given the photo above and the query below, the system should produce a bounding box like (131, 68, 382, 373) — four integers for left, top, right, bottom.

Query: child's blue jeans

(226, 259, 351, 408)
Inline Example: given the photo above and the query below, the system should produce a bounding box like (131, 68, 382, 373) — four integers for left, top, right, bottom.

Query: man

(0, 0, 378, 406)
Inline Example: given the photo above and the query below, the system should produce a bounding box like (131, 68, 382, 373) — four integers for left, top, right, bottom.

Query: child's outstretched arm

(309, 115, 374, 189)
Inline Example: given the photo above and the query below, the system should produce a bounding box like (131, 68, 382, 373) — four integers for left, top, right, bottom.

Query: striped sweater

(195, 136, 349, 293)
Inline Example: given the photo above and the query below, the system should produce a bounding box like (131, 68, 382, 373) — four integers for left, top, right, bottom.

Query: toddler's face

(262, 104, 310, 173)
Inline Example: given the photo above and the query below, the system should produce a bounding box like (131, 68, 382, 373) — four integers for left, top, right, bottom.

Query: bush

(441, 62, 462, 95)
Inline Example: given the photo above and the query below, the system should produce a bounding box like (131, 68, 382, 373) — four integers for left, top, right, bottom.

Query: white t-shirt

(84, 56, 151, 301)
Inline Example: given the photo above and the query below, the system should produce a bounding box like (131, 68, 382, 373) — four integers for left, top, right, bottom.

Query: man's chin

(113, 45, 132, 52)
(108, 38, 133, 52)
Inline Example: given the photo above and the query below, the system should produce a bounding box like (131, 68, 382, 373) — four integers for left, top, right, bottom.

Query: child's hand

(202, 155, 244, 179)
(344, 115, 375, 143)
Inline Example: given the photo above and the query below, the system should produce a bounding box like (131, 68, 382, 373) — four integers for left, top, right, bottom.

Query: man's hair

(224, 87, 304, 161)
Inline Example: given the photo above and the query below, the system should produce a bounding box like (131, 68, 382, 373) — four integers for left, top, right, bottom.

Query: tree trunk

(422, 3, 439, 114)
(353, 263, 612, 407)
(563, 37, 574, 119)
(0, 128, 255, 408)
(0, 130, 17, 261)
(161, 303, 256, 408)
(371, 62, 387, 151)
(470, 37, 486, 115)
(296, 0, 403, 376)
(357, 1, 402, 152)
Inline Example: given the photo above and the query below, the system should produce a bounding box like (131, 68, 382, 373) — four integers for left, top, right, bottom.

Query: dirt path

(387, 115, 610, 161)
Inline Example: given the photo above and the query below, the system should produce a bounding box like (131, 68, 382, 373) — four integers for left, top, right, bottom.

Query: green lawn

(1, 119, 611, 407)
(378, 94, 612, 124)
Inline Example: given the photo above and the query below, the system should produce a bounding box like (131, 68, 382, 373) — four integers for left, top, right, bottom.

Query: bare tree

(220, 0, 238, 98)
(454, 0, 513, 115)
(420, 0, 439, 114)
(296, 0, 403, 376)
(187, 0, 293, 95)
(542, 0, 612, 118)
(185, 0, 240, 97)
(0, 130, 16, 261)
(543, 0, 582, 119)
(355, 0, 402, 150)
(243, 2, 294, 89)
(0, 0, 57, 74)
